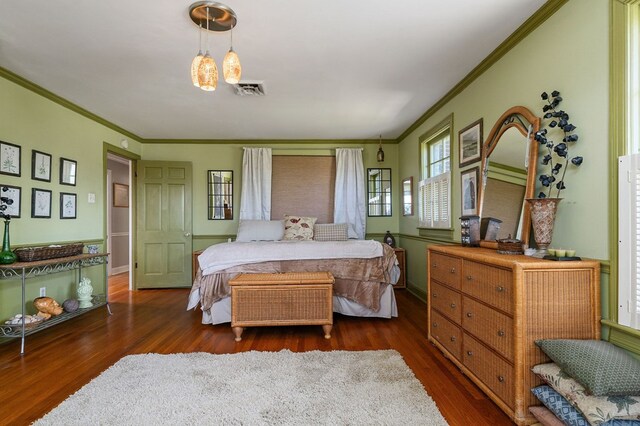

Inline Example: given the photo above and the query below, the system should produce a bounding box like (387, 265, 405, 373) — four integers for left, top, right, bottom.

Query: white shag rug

(35, 350, 448, 425)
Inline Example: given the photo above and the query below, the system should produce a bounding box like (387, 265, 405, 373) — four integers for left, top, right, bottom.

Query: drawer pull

(432, 293, 438, 298)
(497, 375, 505, 383)
(450, 336, 456, 342)
(497, 330, 505, 337)
(432, 263, 438, 268)
(466, 312, 473, 318)
(450, 267, 456, 274)
(432, 322, 438, 328)
(450, 303, 456, 309)
(466, 350, 473, 357)
(496, 286, 505, 292)
(466, 275, 473, 281)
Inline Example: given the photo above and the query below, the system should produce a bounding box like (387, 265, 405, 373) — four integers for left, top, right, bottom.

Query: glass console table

(0, 253, 111, 355)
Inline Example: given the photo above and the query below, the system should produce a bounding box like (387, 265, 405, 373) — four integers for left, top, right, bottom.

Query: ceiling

(0, 0, 545, 141)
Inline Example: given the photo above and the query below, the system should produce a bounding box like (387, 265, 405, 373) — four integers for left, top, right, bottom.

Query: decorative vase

(525, 198, 562, 256)
(0, 220, 17, 264)
(77, 277, 94, 308)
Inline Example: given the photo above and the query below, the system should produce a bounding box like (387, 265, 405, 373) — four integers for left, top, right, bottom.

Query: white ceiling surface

(0, 0, 545, 140)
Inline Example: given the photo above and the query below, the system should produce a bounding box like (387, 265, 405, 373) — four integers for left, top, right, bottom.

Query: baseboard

(110, 265, 129, 275)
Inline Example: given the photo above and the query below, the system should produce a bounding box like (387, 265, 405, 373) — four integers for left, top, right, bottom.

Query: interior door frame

(103, 142, 141, 289)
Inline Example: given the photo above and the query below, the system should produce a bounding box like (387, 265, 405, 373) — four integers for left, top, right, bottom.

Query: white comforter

(198, 239, 384, 276)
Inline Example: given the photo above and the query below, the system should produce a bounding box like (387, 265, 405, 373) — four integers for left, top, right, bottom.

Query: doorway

(107, 153, 133, 290)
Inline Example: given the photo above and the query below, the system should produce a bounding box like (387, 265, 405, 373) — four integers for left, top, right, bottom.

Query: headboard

(271, 155, 336, 223)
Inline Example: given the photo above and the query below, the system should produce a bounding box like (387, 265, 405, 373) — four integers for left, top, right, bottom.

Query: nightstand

(192, 249, 204, 282)
(393, 247, 406, 289)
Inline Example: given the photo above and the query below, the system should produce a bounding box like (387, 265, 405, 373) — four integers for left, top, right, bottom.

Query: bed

(187, 239, 400, 325)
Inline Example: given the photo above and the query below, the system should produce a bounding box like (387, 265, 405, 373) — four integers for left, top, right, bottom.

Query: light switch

(88, 193, 96, 204)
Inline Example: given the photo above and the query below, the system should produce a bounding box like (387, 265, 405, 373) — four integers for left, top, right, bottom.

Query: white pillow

(236, 220, 284, 242)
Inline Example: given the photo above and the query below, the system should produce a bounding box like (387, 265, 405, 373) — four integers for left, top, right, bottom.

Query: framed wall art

(60, 192, 77, 219)
(31, 150, 52, 182)
(461, 167, 480, 216)
(60, 157, 77, 186)
(458, 119, 483, 167)
(1, 185, 21, 218)
(113, 183, 129, 207)
(31, 188, 52, 218)
(0, 141, 21, 177)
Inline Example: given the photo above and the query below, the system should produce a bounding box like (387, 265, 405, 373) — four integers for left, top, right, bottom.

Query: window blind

(619, 153, 640, 328)
(418, 171, 450, 229)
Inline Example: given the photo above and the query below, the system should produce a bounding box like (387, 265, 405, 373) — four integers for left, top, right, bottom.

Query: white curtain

(240, 147, 272, 220)
(334, 148, 366, 239)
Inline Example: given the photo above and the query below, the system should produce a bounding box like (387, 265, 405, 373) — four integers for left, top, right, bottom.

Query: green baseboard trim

(193, 234, 236, 240)
(602, 319, 640, 356)
(407, 286, 427, 303)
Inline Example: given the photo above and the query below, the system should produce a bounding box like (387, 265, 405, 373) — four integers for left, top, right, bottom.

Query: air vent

(233, 80, 266, 96)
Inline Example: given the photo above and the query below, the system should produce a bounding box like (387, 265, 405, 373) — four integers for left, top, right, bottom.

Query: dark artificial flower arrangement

(0, 186, 13, 222)
(533, 90, 583, 198)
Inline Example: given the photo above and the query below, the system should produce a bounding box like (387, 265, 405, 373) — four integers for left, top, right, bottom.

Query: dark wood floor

(0, 273, 513, 425)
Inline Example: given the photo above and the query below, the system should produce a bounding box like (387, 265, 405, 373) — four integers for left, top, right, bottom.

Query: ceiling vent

(233, 81, 266, 96)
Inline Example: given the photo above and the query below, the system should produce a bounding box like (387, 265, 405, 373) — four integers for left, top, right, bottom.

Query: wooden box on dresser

(427, 245, 600, 425)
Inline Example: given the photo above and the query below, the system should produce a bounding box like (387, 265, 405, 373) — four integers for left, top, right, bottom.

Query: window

(418, 115, 452, 229)
(367, 168, 392, 217)
(616, 1, 640, 329)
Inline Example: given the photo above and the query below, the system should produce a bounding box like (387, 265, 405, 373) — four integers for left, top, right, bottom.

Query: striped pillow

(314, 223, 348, 241)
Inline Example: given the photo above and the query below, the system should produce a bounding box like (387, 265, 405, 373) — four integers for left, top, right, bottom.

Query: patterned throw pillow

(531, 385, 589, 426)
(529, 405, 565, 426)
(283, 215, 317, 241)
(535, 339, 640, 396)
(533, 362, 640, 425)
(313, 223, 348, 241)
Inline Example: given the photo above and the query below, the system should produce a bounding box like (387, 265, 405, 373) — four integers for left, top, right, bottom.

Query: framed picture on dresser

(460, 167, 479, 216)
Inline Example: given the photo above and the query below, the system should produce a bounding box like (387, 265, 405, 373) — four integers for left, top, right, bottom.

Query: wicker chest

(228, 271, 334, 341)
(427, 245, 600, 425)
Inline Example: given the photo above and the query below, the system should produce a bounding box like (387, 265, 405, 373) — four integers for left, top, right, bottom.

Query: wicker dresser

(427, 245, 601, 425)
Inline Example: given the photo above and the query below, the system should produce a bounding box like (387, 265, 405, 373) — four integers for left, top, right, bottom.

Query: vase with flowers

(0, 186, 17, 264)
(526, 91, 583, 256)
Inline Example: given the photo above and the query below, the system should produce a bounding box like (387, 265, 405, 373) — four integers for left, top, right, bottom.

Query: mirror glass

(208, 170, 233, 220)
(367, 168, 392, 216)
(478, 106, 539, 246)
(402, 177, 413, 216)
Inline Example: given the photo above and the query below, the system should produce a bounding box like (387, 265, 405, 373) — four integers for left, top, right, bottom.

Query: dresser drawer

(430, 252, 461, 290)
(462, 260, 513, 314)
(463, 334, 514, 409)
(430, 310, 462, 361)
(430, 281, 462, 325)
(462, 297, 513, 360)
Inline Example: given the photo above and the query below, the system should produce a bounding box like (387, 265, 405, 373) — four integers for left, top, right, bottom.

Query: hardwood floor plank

(0, 274, 514, 425)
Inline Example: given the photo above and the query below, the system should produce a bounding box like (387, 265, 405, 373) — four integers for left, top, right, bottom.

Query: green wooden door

(136, 161, 193, 288)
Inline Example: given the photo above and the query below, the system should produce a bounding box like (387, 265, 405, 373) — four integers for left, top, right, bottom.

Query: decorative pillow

(313, 223, 348, 241)
(531, 385, 589, 426)
(236, 220, 284, 242)
(535, 339, 640, 396)
(283, 215, 317, 241)
(529, 405, 565, 426)
(533, 362, 640, 425)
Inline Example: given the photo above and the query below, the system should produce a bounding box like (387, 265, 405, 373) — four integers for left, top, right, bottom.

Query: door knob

(184, 232, 192, 237)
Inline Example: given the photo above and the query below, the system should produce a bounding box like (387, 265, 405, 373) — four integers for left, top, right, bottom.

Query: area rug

(35, 350, 448, 425)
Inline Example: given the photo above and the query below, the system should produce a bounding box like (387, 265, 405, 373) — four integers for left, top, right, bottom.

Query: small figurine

(77, 277, 94, 308)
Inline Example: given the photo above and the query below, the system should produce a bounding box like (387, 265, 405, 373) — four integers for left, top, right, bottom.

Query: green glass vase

(0, 220, 17, 264)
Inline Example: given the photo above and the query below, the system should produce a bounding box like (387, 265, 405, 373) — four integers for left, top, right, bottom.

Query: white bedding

(198, 239, 383, 276)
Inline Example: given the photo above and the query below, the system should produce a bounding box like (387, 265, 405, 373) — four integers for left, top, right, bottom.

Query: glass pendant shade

(377, 146, 385, 162)
(197, 52, 218, 91)
(191, 51, 204, 87)
(223, 48, 242, 84)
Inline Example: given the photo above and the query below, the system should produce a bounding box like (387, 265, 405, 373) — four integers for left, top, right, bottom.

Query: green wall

(398, 0, 609, 297)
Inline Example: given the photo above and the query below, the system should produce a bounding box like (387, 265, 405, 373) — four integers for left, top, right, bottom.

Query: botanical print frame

(60, 192, 77, 219)
(461, 167, 480, 216)
(458, 118, 483, 167)
(0, 141, 21, 177)
(113, 183, 129, 207)
(31, 188, 52, 218)
(1, 185, 21, 218)
(31, 150, 52, 182)
(60, 157, 77, 186)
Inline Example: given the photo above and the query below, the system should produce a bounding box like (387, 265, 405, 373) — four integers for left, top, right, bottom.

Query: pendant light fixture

(190, 23, 204, 87)
(189, 2, 240, 92)
(223, 29, 242, 84)
(377, 135, 385, 162)
(197, 6, 218, 91)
